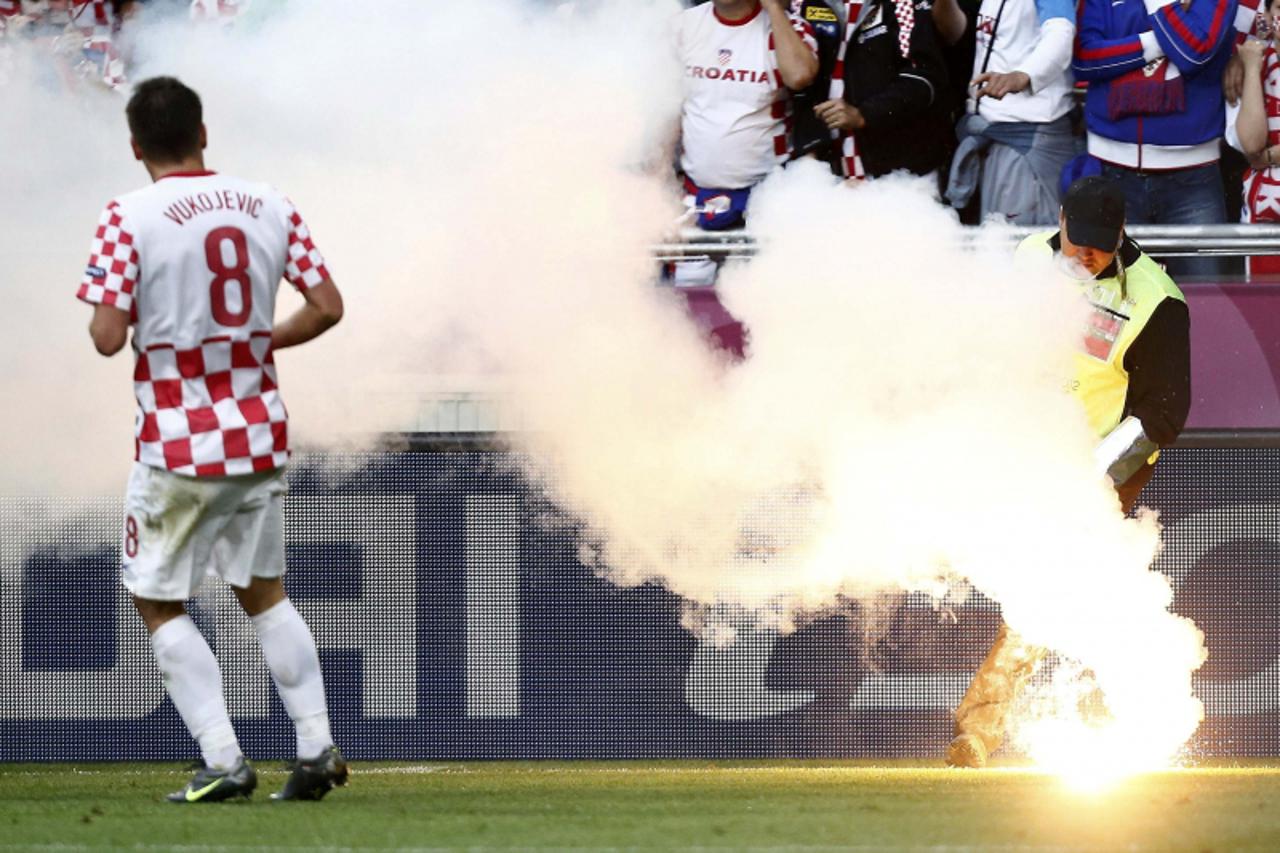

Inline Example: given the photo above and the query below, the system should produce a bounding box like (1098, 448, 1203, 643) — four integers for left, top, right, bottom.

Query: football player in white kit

(79, 77, 347, 803)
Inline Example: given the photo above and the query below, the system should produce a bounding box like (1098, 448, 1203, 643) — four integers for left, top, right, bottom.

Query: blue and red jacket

(1074, 0, 1239, 169)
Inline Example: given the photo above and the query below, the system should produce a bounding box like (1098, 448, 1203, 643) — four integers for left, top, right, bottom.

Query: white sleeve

(1138, 31, 1166, 63)
(1225, 98, 1245, 154)
(1019, 18, 1075, 94)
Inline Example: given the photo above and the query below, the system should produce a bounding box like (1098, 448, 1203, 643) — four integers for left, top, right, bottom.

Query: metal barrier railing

(652, 224, 1280, 262)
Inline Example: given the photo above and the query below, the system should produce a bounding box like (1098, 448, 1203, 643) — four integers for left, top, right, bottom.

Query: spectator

(78, 0, 136, 90)
(190, 0, 248, 24)
(1226, 15, 1280, 275)
(813, 0, 952, 180)
(14, 0, 129, 90)
(673, 0, 817, 298)
(791, 0, 967, 165)
(944, 0, 1078, 224)
(1074, 0, 1241, 279)
(676, 0, 818, 218)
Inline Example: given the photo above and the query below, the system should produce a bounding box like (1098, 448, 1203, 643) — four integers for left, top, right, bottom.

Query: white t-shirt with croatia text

(77, 171, 329, 478)
(677, 2, 817, 190)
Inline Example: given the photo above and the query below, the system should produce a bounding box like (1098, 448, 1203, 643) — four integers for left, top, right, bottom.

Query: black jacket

(790, 1, 846, 158)
(839, 0, 950, 177)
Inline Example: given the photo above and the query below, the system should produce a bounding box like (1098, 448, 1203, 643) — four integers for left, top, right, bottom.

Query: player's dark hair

(126, 77, 203, 164)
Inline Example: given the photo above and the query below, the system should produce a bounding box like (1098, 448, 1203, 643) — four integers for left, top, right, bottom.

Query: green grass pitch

(3, 760, 1280, 851)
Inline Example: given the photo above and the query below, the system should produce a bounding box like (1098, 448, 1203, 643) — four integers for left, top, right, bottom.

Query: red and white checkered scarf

(1242, 43, 1280, 223)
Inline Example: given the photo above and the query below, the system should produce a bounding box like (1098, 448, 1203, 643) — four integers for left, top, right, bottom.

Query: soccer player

(41, 0, 129, 90)
(78, 76, 348, 802)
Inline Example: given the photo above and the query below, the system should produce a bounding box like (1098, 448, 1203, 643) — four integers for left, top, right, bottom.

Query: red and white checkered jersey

(676, 1, 816, 190)
(77, 171, 330, 478)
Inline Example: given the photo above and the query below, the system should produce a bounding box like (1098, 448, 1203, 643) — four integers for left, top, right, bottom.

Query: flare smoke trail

(0, 0, 1204, 767)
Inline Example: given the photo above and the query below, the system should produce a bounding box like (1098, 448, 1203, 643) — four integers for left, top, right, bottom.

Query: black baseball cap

(1062, 176, 1126, 251)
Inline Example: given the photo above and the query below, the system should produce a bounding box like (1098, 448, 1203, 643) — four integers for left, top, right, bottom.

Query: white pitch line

(0, 769, 285, 778)
(0, 764, 451, 779)
(0, 765, 813, 779)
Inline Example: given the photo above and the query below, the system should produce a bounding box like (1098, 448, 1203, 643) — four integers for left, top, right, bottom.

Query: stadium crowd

(7, 0, 1278, 278)
(679, 0, 1280, 279)
(0, 0, 242, 91)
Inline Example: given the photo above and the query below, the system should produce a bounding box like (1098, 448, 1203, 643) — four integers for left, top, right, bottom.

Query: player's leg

(234, 578, 338, 761)
(135, 596, 256, 801)
(221, 471, 346, 800)
(124, 464, 255, 802)
(235, 577, 347, 800)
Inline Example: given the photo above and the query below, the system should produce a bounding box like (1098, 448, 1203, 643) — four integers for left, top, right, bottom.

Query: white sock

(251, 598, 334, 759)
(150, 615, 242, 771)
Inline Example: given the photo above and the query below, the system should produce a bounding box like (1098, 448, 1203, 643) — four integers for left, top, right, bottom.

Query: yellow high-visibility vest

(1017, 231, 1186, 439)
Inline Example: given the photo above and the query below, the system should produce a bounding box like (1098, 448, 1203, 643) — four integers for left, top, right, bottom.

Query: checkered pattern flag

(1238, 0, 1266, 41)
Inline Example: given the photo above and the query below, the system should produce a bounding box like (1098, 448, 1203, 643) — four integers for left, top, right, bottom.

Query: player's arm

(89, 304, 130, 356)
(78, 201, 138, 357)
(272, 277, 344, 350)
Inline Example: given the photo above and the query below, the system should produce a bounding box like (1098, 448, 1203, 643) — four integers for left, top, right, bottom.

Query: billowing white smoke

(1, 0, 1203, 766)
(0, 48, 137, 496)
(0, 0, 691, 493)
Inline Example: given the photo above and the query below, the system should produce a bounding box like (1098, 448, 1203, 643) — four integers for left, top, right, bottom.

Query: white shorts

(121, 462, 288, 601)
